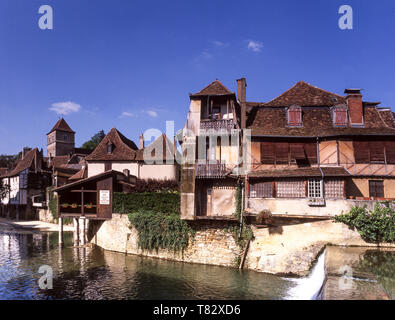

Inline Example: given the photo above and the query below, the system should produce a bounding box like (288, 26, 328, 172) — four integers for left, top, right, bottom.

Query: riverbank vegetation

(114, 189, 194, 252)
(334, 202, 395, 243)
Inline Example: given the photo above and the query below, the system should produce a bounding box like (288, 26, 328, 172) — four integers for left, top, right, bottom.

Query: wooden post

(58, 217, 63, 245)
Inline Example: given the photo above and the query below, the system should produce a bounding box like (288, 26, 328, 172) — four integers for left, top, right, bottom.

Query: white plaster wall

(139, 164, 178, 180)
(247, 198, 353, 217)
(87, 162, 105, 178)
(111, 162, 139, 176)
(9, 176, 19, 204)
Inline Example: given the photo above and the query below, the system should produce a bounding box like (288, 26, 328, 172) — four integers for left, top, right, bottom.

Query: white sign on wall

(99, 190, 110, 205)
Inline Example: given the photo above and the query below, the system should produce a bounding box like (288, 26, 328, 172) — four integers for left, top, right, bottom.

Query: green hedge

(334, 202, 395, 243)
(129, 210, 194, 252)
(113, 192, 180, 215)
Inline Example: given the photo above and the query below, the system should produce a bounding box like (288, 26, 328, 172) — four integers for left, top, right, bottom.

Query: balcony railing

(196, 162, 227, 178)
(200, 119, 235, 132)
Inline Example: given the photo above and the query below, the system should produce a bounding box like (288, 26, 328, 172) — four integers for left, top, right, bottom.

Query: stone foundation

(88, 214, 395, 276)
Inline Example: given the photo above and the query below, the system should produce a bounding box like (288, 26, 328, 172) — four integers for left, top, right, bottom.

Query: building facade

(180, 78, 395, 220)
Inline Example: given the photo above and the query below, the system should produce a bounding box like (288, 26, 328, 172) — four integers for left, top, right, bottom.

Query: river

(0, 224, 393, 300)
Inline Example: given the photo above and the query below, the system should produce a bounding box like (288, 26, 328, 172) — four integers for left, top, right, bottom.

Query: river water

(0, 224, 393, 300)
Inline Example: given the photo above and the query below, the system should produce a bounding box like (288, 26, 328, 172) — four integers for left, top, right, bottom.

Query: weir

(284, 249, 327, 300)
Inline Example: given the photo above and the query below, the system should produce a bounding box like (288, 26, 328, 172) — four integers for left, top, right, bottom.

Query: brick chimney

(345, 88, 363, 126)
(22, 147, 31, 159)
(139, 133, 144, 149)
(237, 78, 247, 129)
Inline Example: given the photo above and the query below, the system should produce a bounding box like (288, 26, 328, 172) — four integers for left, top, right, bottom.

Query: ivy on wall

(334, 202, 395, 243)
(129, 210, 195, 252)
(48, 187, 58, 220)
(116, 191, 193, 252)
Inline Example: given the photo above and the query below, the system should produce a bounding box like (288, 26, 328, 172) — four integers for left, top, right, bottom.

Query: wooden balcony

(196, 162, 227, 178)
(200, 119, 235, 132)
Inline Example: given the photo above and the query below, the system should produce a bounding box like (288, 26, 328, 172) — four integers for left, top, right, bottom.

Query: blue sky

(1, 0, 394, 154)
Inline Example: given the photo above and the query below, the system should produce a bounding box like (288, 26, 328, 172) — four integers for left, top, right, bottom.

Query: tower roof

(47, 118, 75, 134)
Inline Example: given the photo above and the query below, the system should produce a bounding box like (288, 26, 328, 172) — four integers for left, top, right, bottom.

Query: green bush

(129, 210, 194, 252)
(113, 192, 180, 215)
(48, 188, 58, 220)
(334, 202, 395, 243)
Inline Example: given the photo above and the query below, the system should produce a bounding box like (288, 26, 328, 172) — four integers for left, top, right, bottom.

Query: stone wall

(38, 208, 55, 223)
(88, 214, 395, 276)
(89, 214, 241, 268)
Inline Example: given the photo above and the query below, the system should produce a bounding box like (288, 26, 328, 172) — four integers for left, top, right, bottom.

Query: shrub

(131, 179, 179, 193)
(128, 210, 194, 252)
(256, 209, 273, 225)
(113, 192, 180, 215)
(334, 202, 395, 243)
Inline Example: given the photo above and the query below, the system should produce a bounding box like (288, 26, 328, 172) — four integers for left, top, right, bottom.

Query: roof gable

(191, 80, 234, 97)
(85, 128, 138, 161)
(5, 148, 39, 177)
(263, 81, 346, 107)
(48, 118, 75, 134)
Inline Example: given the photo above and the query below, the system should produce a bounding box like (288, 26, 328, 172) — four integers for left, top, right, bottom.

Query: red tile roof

(262, 81, 346, 107)
(48, 118, 75, 134)
(85, 128, 138, 161)
(3, 148, 40, 177)
(68, 166, 87, 181)
(190, 80, 235, 97)
(136, 134, 177, 162)
(247, 105, 395, 137)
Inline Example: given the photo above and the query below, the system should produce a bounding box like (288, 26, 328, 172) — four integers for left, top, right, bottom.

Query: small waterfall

(284, 249, 326, 300)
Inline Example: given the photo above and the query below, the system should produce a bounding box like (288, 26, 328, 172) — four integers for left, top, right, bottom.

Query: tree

(81, 130, 106, 151)
(0, 154, 18, 168)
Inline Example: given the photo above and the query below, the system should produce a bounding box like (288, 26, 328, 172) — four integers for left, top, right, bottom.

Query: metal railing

(196, 162, 227, 178)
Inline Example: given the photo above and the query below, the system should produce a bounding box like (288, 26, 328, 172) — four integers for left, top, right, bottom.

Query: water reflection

(0, 230, 295, 300)
(1, 228, 394, 300)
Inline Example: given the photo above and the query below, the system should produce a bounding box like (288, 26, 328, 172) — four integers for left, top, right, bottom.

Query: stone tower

(47, 118, 75, 157)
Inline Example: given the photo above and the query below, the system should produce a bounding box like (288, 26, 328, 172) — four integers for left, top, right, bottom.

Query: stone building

(180, 78, 395, 220)
(47, 118, 76, 157)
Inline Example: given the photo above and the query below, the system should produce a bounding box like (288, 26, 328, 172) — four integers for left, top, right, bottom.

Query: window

(333, 106, 348, 126)
(107, 143, 113, 154)
(308, 179, 323, 198)
(63, 135, 68, 141)
(260, 142, 317, 165)
(210, 105, 221, 120)
(250, 181, 273, 198)
(277, 180, 305, 198)
(353, 141, 385, 164)
(325, 179, 344, 199)
(369, 180, 384, 198)
(385, 141, 395, 164)
(287, 106, 302, 126)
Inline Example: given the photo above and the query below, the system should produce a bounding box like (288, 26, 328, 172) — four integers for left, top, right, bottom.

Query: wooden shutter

(334, 108, 347, 125)
(369, 141, 385, 163)
(275, 143, 289, 164)
(260, 142, 275, 164)
(369, 180, 384, 198)
(290, 143, 306, 160)
(353, 141, 369, 163)
(288, 107, 302, 126)
(304, 143, 317, 164)
(385, 141, 395, 164)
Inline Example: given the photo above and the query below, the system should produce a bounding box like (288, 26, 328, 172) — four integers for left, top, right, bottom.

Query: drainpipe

(316, 137, 325, 199)
(239, 180, 244, 238)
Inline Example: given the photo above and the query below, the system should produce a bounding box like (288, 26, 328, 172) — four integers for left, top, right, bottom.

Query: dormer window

(107, 143, 113, 154)
(287, 106, 302, 126)
(333, 105, 348, 126)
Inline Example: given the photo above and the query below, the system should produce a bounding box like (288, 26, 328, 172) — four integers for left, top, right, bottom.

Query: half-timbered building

(180, 78, 395, 220)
